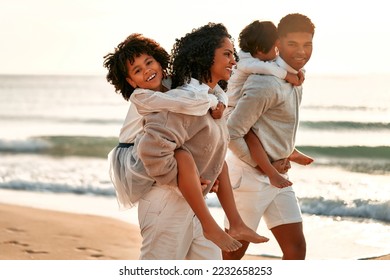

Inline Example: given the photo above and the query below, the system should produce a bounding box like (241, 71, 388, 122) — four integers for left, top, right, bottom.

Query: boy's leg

(288, 149, 313, 166)
(245, 130, 292, 188)
(174, 149, 241, 252)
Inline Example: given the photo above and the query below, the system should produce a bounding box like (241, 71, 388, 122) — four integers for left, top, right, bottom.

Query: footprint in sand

(25, 249, 48, 255)
(4, 240, 29, 247)
(3, 240, 48, 255)
(75, 247, 105, 258)
(6, 227, 25, 233)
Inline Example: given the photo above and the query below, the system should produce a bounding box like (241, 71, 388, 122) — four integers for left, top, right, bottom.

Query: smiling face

(208, 37, 236, 88)
(277, 32, 313, 71)
(125, 53, 164, 91)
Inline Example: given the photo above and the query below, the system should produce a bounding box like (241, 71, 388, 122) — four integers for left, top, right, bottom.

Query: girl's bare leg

(217, 161, 269, 244)
(175, 149, 241, 252)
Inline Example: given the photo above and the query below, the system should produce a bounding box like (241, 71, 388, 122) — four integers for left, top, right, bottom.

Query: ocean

(0, 74, 389, 259)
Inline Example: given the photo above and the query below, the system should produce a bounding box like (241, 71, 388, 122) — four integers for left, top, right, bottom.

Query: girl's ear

(126, 77, 137, 88)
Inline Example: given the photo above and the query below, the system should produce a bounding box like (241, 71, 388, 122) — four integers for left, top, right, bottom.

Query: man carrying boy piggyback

(224, 13, 315, 260)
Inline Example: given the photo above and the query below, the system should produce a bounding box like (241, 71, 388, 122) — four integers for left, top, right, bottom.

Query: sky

(1, 0, 389, 76)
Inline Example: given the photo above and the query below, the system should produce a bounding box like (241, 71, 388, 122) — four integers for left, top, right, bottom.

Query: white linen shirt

(227, 56, 303, 166)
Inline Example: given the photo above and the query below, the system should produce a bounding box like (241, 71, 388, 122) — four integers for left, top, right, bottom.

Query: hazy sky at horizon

(1, 0, 389, 76)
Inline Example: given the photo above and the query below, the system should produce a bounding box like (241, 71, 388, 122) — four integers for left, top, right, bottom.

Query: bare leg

(217, 161, 269, 244)
(222, 237, 250, 260)
(175, 149, 241, 252)
(288, 149, 314, 166)
(270, 222, 306, 260)
(245, 130, 292, 188)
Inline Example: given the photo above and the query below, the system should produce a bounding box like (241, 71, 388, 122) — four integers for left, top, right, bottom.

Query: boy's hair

(239, 21, 278, 56)
(103, 33, 170, 101)
(278, 13, 315, 38)
(170, 22, 237, 89)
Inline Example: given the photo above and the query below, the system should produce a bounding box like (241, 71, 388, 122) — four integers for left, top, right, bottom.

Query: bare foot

(228, 223, 269, 244)
(289, 150, 314, 166)
(269, 172, 292, 188)
(203, 225, 242, 252)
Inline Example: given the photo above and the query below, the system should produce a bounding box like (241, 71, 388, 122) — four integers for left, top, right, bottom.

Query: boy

(227, 20, 312, 188)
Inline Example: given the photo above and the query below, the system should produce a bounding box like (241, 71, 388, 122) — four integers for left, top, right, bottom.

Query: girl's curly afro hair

(103, 33, 170, 101)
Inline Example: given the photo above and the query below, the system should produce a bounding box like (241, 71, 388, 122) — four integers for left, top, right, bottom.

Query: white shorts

(138, 185, 221, 260)
(225, 151, 302, 231)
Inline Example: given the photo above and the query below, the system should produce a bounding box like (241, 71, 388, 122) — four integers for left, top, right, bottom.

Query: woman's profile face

(209, 37, 236, 88)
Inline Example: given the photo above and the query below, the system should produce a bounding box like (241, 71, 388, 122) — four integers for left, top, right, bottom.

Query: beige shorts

(225, 151, 303, 231)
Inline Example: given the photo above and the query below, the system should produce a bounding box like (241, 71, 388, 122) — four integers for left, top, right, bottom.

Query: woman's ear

(126, 77, 137, 88)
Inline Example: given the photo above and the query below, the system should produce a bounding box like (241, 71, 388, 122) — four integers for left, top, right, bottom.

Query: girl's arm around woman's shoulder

(130, 87, 216, 116)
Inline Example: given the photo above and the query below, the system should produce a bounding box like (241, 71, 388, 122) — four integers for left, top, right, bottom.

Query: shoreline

(0, 189, 389, 260)
(1, 202, 388, 261)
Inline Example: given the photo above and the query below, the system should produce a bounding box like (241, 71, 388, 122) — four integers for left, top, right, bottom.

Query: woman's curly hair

(170, 23, 237, 89)
(103, 33, 170, 101)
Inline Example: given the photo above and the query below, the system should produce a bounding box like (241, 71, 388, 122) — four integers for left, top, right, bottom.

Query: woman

(134, 23, 263, 259)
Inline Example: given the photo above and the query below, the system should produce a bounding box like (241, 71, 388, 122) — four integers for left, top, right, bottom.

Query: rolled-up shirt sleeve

(227, 76, 275, 167)
(130, 88, 212, 116)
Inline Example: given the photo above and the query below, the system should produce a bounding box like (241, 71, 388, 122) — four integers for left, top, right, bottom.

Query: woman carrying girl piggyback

(104, 34, 220, 209)
(104, 27, 267, 259)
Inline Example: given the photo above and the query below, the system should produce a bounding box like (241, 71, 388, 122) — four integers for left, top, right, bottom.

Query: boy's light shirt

(228, 56, 304, 166)
(227, 50, 287, 108)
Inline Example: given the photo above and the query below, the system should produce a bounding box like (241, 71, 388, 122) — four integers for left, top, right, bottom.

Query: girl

(104, 33, 220, 209)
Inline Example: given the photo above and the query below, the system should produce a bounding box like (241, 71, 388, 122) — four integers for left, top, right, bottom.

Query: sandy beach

(0, 202, 388, 261)
(0, 202, 271, 260)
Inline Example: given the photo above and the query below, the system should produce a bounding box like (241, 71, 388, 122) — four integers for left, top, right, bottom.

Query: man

(223, 13, 315, 260)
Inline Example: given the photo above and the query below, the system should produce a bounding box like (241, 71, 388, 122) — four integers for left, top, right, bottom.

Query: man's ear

(126, 77, 137, 88)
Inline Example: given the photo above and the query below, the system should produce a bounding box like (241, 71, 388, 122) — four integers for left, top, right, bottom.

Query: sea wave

(1, 179, 389, 223)
(0, 136, 117, 158)
(0, 114, 122, 125)
(300, 197, 390, 223)
(298, 145, 390, 174)
(207, 195, 390, 223)
(300, 121, 390, 130)
(302, 105, 388, 112)
(298, 145, 390, 159)
(1, 136, 389, 173)
(0, 180, 115, 197)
